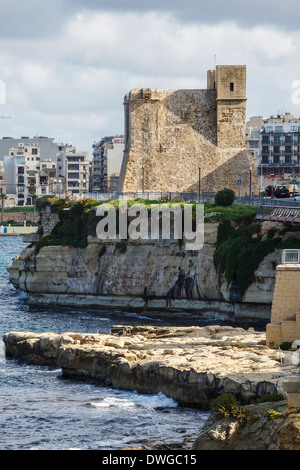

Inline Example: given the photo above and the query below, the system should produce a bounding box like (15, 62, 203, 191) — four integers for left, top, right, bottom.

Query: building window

(266, 126, 273, 133)
(32, 148, 38, 155)
(275, 126, 283, 133)
(230, 82, 234, 91)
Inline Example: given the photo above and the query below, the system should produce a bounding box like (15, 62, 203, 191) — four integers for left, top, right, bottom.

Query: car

(265, 185, 290, 198)
(287, 184, 300, 197)
(274, 185, 290, 198)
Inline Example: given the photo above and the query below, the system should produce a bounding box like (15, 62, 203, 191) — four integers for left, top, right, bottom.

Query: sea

(0, 236, 210, 451)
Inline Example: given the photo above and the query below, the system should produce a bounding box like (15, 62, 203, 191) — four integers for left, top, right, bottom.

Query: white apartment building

(3, 143, 64, 206)
(65, 147, 89, 197)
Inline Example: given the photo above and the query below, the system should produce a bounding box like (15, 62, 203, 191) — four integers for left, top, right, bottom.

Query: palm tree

(0, 193, 7, 224)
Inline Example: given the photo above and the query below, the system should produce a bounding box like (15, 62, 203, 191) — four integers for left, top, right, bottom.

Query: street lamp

(198, 164, 201, 202)
(260, 164, 264, 194)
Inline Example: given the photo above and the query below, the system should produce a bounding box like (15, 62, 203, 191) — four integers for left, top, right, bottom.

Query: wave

(88, 391, 178, 411)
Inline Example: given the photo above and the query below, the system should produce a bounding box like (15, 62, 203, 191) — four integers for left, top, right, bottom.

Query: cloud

(62, 0, 300, 31)
(0, 4, 299, 156)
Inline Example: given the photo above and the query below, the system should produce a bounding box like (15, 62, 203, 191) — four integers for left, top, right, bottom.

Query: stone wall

(1, 212, 36, 224)
(119, 65, 258, 197)
(266, 264, 300, 347)
(39, 206, 60, 236)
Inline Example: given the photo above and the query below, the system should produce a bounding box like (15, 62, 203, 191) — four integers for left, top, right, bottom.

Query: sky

(1, 0, 300, 158)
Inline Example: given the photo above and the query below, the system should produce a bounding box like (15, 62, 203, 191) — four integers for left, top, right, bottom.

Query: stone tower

(119, 65, 258, 196)
(215, 65, 247, 148)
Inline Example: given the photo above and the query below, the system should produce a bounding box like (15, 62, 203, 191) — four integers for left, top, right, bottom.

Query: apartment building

(258, 113, 300, 181)
(0, 136, 60, 162)
(65, 147, 89, 197)
(246, 116, 264, 172)
(92, 136, 124, 192)
(3, 144, 63, 206)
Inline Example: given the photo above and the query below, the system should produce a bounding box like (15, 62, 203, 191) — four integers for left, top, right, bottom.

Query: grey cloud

(62, 0, 300, 31)
(0, 0, 69, 38)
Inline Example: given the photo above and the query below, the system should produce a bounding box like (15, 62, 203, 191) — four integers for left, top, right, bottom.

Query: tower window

(230, 82, 234, 92)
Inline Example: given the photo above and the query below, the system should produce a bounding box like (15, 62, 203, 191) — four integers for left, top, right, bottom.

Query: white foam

(88, 391, 178, 411)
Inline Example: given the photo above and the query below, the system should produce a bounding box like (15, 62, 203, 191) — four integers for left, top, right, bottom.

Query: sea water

(0, 236, 208, 450)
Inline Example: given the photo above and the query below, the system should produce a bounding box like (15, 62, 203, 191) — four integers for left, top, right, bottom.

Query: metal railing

(282, 249, 300, 264)
(85, 191, 300, 207)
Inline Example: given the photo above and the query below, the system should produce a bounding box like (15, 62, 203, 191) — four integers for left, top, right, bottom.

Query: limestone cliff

(7, 220, 279, 321)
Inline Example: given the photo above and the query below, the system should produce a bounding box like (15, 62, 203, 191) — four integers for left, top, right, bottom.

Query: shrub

(264, 409, 284, 420)
(215, 188, 235, 207)
(256, 394, 285, 404)
(212, 393, 254, 422)
(279, 342, 292, 351)
(212, 393, 240, 418)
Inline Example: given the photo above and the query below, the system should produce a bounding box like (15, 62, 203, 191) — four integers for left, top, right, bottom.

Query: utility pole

(198, 165, 201, 203)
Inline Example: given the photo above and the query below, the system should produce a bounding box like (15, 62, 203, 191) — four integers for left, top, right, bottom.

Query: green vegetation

(35, 196, 70, 214)
(204, 202, 258, 223)
(212, 393, 287, 424)
(264, 409, 284, 420)
(279, 342, 293, 351)
(212, 394, 255, 422)
(4, 207, 34, 213)
(214, 215, 300, 299)
(215, 188, 235, 207)
(256, 394, 285, 404)
(34, 197, 101, 252)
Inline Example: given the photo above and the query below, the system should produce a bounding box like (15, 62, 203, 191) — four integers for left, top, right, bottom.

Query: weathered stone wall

(266, 264, 300, 347)
(39, 207, 60, 236)
(119, 65, 258, 196)
(1, 212, 36, 224)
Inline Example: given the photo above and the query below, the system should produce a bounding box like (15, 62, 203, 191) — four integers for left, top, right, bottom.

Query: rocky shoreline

(3, 325, 298, 406)
(4, 324, 300, 449)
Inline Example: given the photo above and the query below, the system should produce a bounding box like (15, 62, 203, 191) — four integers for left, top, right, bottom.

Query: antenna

(214, 54, 216, 68)
(0, 116, 12, 119)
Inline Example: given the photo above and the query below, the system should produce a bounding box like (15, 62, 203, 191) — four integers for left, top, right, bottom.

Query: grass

(4, 207, 34, 213)
(204, 202, 259, 223)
